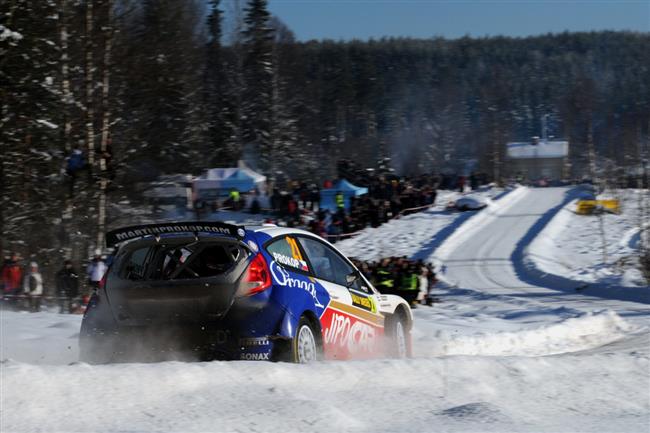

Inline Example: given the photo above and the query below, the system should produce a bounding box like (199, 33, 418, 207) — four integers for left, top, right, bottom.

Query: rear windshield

(120, 242, 245, 281)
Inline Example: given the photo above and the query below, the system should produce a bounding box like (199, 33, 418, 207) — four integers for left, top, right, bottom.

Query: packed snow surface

(2, 186, 650, 433)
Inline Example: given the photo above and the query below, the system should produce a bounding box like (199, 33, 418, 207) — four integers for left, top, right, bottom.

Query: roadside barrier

(576, 199, 620, 215)
(395, 203, 435, 218)
(2, 293, 89, 313)
(324, 203, 434, 240)
(324, 230, 365, 241)
(2, 294, 85, 301)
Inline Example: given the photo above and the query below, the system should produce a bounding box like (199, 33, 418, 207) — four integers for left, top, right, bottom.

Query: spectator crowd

(351, 256, 438, 307)
(1, 250, 107, 313)
(258, 169, 486, 241)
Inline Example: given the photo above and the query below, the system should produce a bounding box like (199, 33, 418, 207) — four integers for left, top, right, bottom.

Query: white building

(506, 139, 569, 181)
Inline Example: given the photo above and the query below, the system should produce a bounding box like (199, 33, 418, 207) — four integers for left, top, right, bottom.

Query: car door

(264, 235, 330, 315)
(297, 236, 384, 360)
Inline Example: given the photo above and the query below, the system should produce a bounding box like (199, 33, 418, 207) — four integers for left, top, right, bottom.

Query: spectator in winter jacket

(65, 147, 86, 197)
(309, 185, 321, 211)
(87, 250, 107, 293)
(417, 265, 429, 305)
(23, 262, 43, 312)
(56, 260, 79, 314)
(457, 176, 466, 193)
(2, 252, 23, 305)
(335, 191, 345, 212)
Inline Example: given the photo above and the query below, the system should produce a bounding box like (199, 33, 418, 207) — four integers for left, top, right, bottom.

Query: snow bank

(526, 189, 650, 289)
(414, 310, 637, 357)
(3, 346, 648, 433)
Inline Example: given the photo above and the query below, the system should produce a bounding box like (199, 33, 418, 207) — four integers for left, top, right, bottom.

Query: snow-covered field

(2, 185, 649, 433)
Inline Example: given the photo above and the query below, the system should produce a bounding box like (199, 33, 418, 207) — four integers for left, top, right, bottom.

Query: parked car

(80, 221, 413, 363)
(453, 195, 488, 211)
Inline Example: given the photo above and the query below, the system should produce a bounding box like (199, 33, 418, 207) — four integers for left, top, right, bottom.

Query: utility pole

(493, 125, 501, 186)
(587, 117, 596, 184)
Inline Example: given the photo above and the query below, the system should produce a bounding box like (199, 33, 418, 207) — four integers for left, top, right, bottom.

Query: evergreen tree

(241, 0, 274, 173)
(205, 0, 238, 166)
(0, 0, 67, 273)
(122, 0, 203, 177)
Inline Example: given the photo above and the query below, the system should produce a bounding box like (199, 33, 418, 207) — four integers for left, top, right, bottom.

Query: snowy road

(440, 187, 567, 293)
(436, 187, 650, 324)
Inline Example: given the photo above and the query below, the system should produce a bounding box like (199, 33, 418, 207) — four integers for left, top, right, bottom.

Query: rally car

(79, 221, 413, 363)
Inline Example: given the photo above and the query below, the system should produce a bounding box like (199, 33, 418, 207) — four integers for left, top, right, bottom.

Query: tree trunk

(60, 0, 72, 153)
(97, 0, 113, 249)
(85, 0, 95, 168)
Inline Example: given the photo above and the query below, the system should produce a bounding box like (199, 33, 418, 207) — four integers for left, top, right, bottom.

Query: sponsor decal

(109, 223, 239, 245)
(286, 237, 304, 260)
(271, 252, 308, 271)
(239, 337, 270, 347)
(323, 311, 378, 354)
(350, 292, 375, 312)
(270, 261, 324, 308)
(240, 352, 270, 360)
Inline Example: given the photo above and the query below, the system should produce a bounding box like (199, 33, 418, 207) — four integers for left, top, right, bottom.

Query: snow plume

(417, 310, 636, 357)
(0, 24, 23, 42)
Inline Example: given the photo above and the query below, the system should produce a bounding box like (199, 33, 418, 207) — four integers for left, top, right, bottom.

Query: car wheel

(292, 316, 321, 363)
(385, 312, 410, 358)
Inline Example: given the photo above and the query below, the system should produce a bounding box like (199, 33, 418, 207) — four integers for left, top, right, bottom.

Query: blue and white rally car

(79, 221, 413, 363)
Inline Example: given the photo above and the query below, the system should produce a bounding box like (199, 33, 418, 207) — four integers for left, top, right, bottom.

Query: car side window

(266, 236, 310, 272)
(122, 247, 152, 280)
(298, 237, 364, 290)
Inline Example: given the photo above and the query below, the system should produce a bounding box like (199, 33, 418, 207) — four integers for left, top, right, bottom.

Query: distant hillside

(278, 31, 650, 175)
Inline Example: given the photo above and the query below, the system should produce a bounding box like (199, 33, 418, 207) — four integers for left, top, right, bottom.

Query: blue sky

(265, 0, 650, 41)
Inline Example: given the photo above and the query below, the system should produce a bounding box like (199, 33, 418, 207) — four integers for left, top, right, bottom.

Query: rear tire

(385, 312, 410, 358)
(291, 316, 322, 363)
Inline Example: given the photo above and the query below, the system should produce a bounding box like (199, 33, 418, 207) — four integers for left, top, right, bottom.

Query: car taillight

(244, 253, 272, 296)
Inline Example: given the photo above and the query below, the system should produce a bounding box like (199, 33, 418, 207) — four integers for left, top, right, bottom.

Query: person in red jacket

(2, 252, 23, 304)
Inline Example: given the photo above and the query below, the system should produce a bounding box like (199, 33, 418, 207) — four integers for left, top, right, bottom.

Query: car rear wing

(105, 221, 246, 248)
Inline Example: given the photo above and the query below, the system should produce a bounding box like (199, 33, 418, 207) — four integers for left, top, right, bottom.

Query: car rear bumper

(80, 296, 287, 362)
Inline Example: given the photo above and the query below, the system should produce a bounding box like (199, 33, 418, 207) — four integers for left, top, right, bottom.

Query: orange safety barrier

(576, 199, 620, 215)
